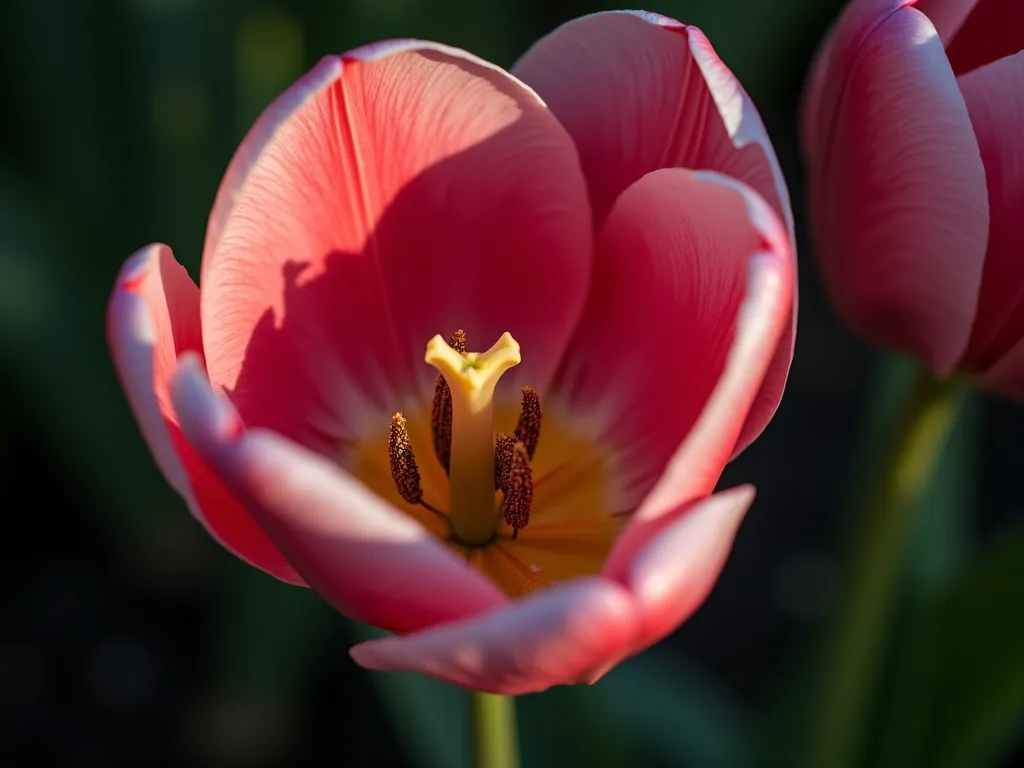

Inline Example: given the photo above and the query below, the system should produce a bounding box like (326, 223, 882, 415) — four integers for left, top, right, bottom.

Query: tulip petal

(349, 577, 640, 694)
(914, 0, 981, 44)
(804, 3, 988, 373)
(513, 11, 795, 452)
(553, 169, 792, 519)
(199, 43, 591, 456)
(107, 245, 301, 583)
(512, 11, 792, 236)
(943, 0, 1024, 75)
(626, 486, 755, 650)
(603, 219, 792, 579)
(169, 356, 509, 633)
(957, 53, 1024, 386)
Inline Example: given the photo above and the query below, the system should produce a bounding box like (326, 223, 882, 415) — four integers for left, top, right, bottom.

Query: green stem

(470, 691, 519, 768)
(807, 365, 965, 768)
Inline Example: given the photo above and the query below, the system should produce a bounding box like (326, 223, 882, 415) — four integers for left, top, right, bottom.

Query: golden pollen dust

(387, 330, 542, 546)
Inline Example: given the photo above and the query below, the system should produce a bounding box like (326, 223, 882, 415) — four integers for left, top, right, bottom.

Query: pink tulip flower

(802, 0, 1024, 396)
(108, 11, 795, 694)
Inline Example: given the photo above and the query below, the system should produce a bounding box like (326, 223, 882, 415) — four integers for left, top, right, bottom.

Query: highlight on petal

(626, 486, 755, 650)
(169, 357, 509, 634)
(603, 210, 792, 580)
(941, 0, 1024, 75)
(199, 41, 592, 457)
(349, 577, 640, 694)
(552, 168, 792, 519)
(958, 52, 1024, 376)
(804, 2, 988, 373)
(107, 245, 302, 584)
(914, 0, 981, 45)
(512, 10, 793, 240)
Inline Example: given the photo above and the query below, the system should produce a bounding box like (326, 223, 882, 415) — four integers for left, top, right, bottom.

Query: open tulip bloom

(108, 11, 795, 695)
(802, 0, 1024, 396)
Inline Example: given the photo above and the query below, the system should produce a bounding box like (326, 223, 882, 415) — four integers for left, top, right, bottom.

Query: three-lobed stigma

(387, 330, 541, 546)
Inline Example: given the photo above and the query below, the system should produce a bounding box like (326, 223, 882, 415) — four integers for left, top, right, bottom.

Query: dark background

(1, 0, 1021, 766)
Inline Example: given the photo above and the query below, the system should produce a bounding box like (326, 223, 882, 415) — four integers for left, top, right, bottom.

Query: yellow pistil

(425, 332, 521, 545)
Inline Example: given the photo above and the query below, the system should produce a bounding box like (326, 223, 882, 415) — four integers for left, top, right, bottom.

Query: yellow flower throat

(351, 329, 625, 598)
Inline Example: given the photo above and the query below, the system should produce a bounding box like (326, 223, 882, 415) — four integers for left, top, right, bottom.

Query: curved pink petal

(943, 0, 1024, 75)
(552, 169, 791, 519)
(603, 215, 792, 579)
(198, 43, 591, 456)
(958, 53, 1024, 377)
(169, 355, 508, 633)
(625, 485, 755, 651)
(512, 11, 792, 236)
(914, 0, 981, 44)
(804, 2, 988, 374)
(349, 577, 640, 694)
(107, 245, 301, 583)
(512, 11, 795, 452)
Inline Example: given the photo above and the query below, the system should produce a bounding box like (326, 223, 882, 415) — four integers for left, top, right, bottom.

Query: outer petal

(958, 53, 1024, 384)
(107, 245, 301, 583)
(512, 11, 792, 236)
(512, 11, 795, 452)
(625, 486, 755, 650)
(804, 2, 988, 374)
(349, 577, 640, 694)
(199, 42, 591, 456)
(169, 356, 508, 633)
(552, 169, 792, 515)
(914, 0, 981, 44)
(942, 0, 1024, 75)
(604, 220, 792, 579)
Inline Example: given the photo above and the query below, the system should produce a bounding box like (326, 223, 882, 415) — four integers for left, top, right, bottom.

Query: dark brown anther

(449, 329, 468, 354)
(503, 441, 533, 538)
(494, 432, 516, 491)
(389, 413, 423, 505)
(431, 376, 453, 473)
(430, 330, 468, 474)
(514, 386, 542, 460)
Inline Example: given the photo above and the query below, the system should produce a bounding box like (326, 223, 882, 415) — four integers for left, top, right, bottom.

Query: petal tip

(618, 9, 686, 29)
(115, 243, 170, 293)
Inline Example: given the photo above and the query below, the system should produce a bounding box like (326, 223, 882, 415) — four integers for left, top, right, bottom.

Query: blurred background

(1, 0, 1022, 766)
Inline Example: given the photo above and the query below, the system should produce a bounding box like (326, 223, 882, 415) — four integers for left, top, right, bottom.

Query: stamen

(388, 413, 423, 505)
(494, 432, 516, 491)
(503, 441, 533, 539)
(430, 330, 468, 473)
(514, 385, 542, 460)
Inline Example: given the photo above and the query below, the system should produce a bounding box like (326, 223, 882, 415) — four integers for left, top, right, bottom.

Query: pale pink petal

(958, 53, 1024, 377)
(943, 0, 1024, 75)
(107, 245, 302, 583)
(199, 43, 591, 457)
(625, 486, 755, 650)
(553, 169, 792, 517)
(603, 237, 792, 579)
(512, 11, 792, 236)
(349, 577, 640, 694)
(804, 3, 988, 374)
(169, 356, 508, 633)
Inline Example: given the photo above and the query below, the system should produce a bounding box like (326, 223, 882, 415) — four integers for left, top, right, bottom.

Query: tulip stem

(807, 364, 965, 768)
(470, 691, 519, 768)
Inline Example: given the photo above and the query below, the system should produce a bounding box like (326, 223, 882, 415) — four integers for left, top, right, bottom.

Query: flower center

(345, 330, 626, 598)
(389, 330, 540, 547)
